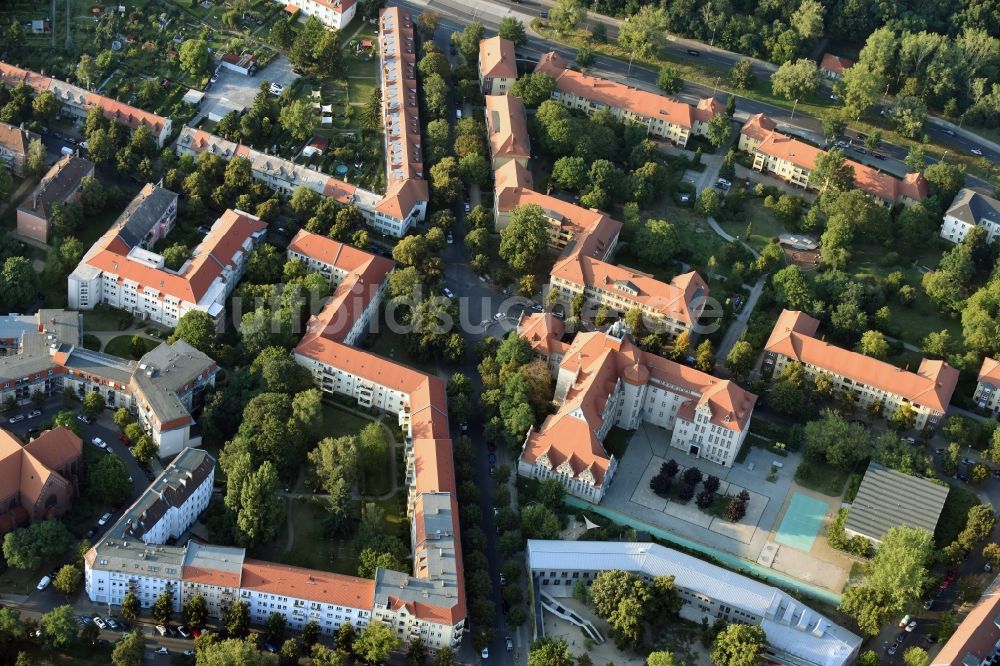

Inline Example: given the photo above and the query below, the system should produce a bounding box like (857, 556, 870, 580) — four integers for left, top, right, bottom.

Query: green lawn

(81, 305, 133, 332)
(794, 459, 851, 497)
(321, 402, 371, 439)
(362, 328, 439, 375)
(347, 77, 376, 105)
(717, 199, 790, 252)
(103, 335, 159, 360)
(81, 334, 102, 351)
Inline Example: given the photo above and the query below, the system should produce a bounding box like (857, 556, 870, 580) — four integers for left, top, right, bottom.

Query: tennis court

(774, 492, 830, 552)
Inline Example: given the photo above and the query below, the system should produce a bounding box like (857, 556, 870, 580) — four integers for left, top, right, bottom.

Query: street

(402, 0, 997, 194)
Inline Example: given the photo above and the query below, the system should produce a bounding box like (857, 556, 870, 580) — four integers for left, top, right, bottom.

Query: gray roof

(63, 348, 137, 386)
(947, 188, 1000, 228)
(90, 448, 218, 579)
(845, 462, 948, 542)
(0, 311, 82, 382)
(132, 340, 215, 426)
(17, 155, 94, 220)
(183, 542, 246, 577)
(527, 540, 862, 666)
(114, 184, 179, 248)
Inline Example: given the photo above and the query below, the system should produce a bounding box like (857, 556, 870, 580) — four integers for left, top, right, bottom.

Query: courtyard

(600, 423, 856, 595)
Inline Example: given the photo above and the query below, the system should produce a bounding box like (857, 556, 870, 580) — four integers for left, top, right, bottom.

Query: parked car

(155, 647, 168, 655)
(446, 232, 454, 244)
(91, 437, 107, 449)
(76, 414, 93, 424)
(26, 410, 41, 419)
(905, 620, 917, 632)
(178, 625, 190, 638)
(506, 636, 514, 652)
(36, 576, 51, 591)
(971, 148, 984, 156)
(156, 625, 168, 636)
(184, 650, 196, 657)
(934, 448, 946, 455)
(531, 303, 543, 312)
(269, 83, 283, 95)
(98, 512, 112, 526)
(942, 128, 956, 136)
(887, 643, 898, 655)
(962, 457, 977, 466)
(93, 617, 107, 629)
(481, 647, 490, 659)
(442, 287, 454, 299)
(686, 48, 700, 56)
(8, 415, 24, 424)
(106, 617, 120, 630)
(85, 528, 96, 539)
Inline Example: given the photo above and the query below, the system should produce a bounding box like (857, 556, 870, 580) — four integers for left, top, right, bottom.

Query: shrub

(677, 483, 695, 503)
(703, 475, 721, 493)
(649, 473, 671, 497)
(682, 466, 703, 486)
(696, 490, 715, 509)
(661, 459, 679, 478)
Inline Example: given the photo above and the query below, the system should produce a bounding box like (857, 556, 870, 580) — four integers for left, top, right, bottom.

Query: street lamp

(790, 98, 799, 120)
(712, 76, 721, 95)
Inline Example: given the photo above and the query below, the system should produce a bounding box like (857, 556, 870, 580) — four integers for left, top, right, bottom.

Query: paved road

(405, 0, 997, 193)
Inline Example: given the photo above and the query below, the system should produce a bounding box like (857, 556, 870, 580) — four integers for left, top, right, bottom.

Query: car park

(92, 437, 107, 449)
(8, 415, 24, 424)
(98, 512, 112, 526)
(36, 576, 50, 590)
(93, 617, 107, 629)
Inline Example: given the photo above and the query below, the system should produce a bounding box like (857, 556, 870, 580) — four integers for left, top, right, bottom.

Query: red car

(119, 434, 129, 445)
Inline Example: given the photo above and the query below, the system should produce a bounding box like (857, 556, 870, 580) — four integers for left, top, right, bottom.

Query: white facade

(940, 189, 1000, 244)
(282, 0, 356, 29)
(528, 540, 862, 666)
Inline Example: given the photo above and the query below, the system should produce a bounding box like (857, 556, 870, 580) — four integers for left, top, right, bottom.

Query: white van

(455, 109, 462, 119)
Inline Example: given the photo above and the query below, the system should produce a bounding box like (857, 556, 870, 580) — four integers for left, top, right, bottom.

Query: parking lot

(197, 55, 300, 123)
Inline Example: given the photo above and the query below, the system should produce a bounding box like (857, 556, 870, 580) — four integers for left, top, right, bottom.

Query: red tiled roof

(820, 53, 854, 75)
(479, 36, 517, 80)
(765, 309, 958, 412)
(485, 94, 530, 161)
(241, 559, 376, 608)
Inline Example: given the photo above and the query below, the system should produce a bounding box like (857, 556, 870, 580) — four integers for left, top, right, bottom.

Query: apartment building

(0, 427, 82, 534)
(0, 61, 172, 146)
(286, 228, 466, 648)
(494, 186, 619, 252)
(478, 36, 517, 95)
(484, 94, 530, 170)
(819, 53, 853, 79)
(280, 0, 356, 29)
(975, 357, 1000, 417)
(68, 207, 267, 329)
(286, 230, 394, 346)
(16, 154, 94, 243)
(527, 540, 862, 666)
(763, 310, 958, 429)
(0, 120, 39, 176)
(0, 310, 218, 457)
(739, 114, 928, 207)
(940, 188, 1000, 244)
(534, 51, 724, 148)
(516, 317, 756, 501)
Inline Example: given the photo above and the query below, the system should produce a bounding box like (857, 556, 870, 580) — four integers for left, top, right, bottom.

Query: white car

(443, 287, 454, 299)
(93, 616, 107, 629)
(98, 512, 112, 526)
(494, 312, 504, 321)
(446, 232, 454, 244)
(971, 148, 984, 156)
(155, 647, 169, 655)
(905, 620, 917, 632)
(36, 576, 51, 591)
(269, 83, 283, 95)
(91, 436, 107, 449)
(481, 647, 489, 659)
(8, 415, 24, 424)
(210, 74, 219, 83)
(27, 410, 41, 419)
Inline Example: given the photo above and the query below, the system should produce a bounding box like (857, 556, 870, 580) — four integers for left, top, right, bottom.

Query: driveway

(194, 55, 299, 124)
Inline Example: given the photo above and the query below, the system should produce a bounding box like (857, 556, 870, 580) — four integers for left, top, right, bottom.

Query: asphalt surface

(405, 0, 997, 193)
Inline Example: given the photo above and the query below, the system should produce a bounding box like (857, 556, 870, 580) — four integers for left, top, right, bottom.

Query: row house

(763, 310, 958, 429)
(0, 62, 172, 146)
(478, 36, 517, 95)
(534, 51, 724, 148)
(68, 206, 267, 329)
(739, 114, 929, 207)
(975, 357, 1000, 417)
(516, 317, 756, 501)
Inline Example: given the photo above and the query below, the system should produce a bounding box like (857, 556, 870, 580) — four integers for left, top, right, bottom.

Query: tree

(839, 62, 885, 118)
(520, 504, 561, 539)
(88, 456, 131, 505)
(32, 91, 61, 122)
(459, 153, 490, 186)
(857, 330, 889, 359)
(904, 145, 926, 172)
(81, 391, 106, 419)
(266, 612, 287, 644)
(111, 630, 145, 666)
(2, 519, 73, 569)
(548, 0, 586, 33)
(706, 114, 733, 148)
(729, 60, 754, 89)
(52, 564, 82, 596)
(528, 637, 573, 666)
(511, 73, 557, 108)
(168, 311, 216, 354)
(694, 339, 715, 372)
(498, 16, 527, 46)
(225, 600, 250, 638)
(39, 605, 77, 649)
(234, 461, 284, 546)
(178, 39, 210, 76)
(657, 66, 682, 94)
(132, 435, 156, 464)
(803, 411, 871, 470)
(245, 244, 285, 284)
(197, 637, 271, 665)
(500, 204, 549, 272)
(711, 624, 766, 666)
(771, 59, 821, 100)
(0, 166, 11, 203)
(892, 96, 927, 138)
(889, 403, 917, 431)
(76, 54, 99, 88)
(810, 149, 855, 192)
(429, 156, 462, 205)
(183, 592, 208, 628)
(647, 652, 681, 666)
(903, 647, 930, 666)
(120, 591, 140, 623)
(0, 256, 39, 310)
(725, 341, 754, 378)
(353, 622, 400, 664)
(152, 590, 173, 625)
(617, 6, 669, 60)
(635, 219, 680, 264)
(23, 138, 46, 177)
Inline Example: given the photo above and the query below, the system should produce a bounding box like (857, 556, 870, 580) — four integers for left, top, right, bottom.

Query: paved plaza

(601, 423, 853, 593)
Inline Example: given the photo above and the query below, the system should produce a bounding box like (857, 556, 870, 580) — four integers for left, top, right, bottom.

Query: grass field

(321, 402, 371, 439)
(104, 335, 159, 360)
(363, 328, 439, 375)
(81, 305, 133, 332)
(793, 459, 851, 497)
(81, 334, 102, 351)
(718, 199, 790, 252)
